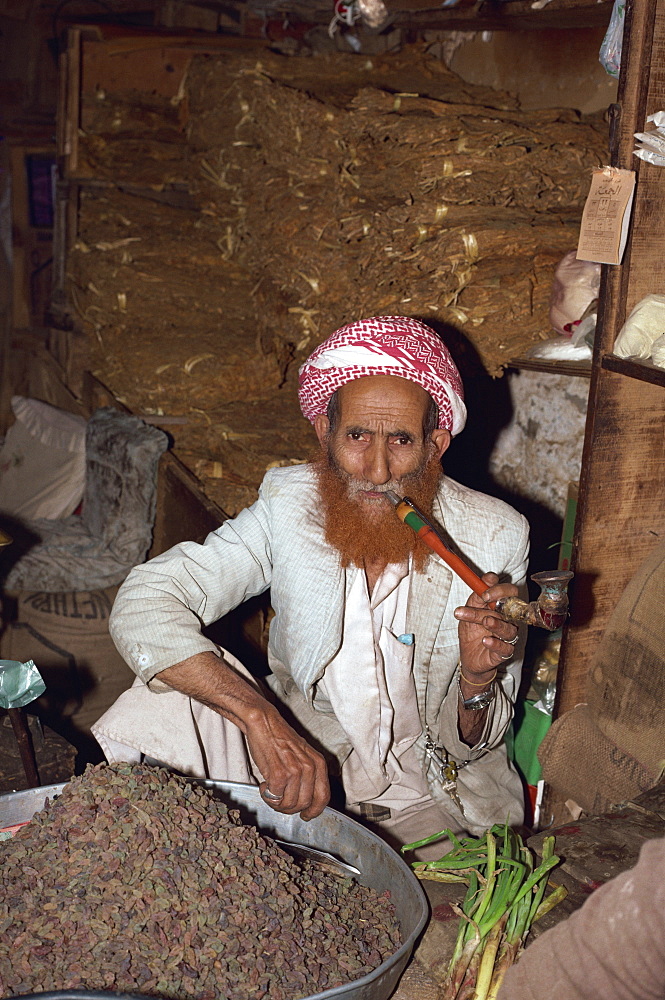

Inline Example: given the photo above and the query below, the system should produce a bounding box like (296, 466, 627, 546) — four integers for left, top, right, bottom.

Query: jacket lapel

(408, 554, 453, 717)
(407, 490, 456, 717)
(277, 532, 347, 698)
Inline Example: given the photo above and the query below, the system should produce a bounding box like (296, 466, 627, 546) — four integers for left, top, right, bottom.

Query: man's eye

(393, 436, 411, 446)
(349, 431, 364, 440)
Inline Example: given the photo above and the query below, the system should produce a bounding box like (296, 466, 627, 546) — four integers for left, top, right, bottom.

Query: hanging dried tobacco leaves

(0, 762, 401, 1000)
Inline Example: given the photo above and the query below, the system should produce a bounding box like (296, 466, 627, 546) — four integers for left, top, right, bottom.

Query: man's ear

(313, 414, 330, 449)
(430, 428, 451, 460)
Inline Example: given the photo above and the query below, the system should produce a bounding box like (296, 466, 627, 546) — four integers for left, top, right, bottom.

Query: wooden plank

(55, 48, 69, 169)
(81, 369, 131, 415)
(78, 29, 268, 107)
(150, 451, 227, 555)
(62, 29, 81, 178)
(602, 353, 665, 387)
(230, 0, 613, 31)
(387, 0, 614, 30)
(8, 340, 87, 417)
(0, 136, 11, 433)
(508, 357, 592, 379)
(80, 23, 270, 51)
(555, 0, 665, 716)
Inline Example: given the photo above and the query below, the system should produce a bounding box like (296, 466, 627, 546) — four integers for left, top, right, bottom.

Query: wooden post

(7, 708, 41, 788)
(555, 0, 665, 715)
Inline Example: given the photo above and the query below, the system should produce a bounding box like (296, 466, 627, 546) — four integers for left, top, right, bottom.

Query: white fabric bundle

(614, 294, 665, 364)
(0, 397, 86, 519)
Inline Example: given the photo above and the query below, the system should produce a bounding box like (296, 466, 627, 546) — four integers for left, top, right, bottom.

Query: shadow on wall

(427, 318, 564, 595)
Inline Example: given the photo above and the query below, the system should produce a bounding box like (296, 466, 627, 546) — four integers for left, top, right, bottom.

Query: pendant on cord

(424, 729, 466, 816)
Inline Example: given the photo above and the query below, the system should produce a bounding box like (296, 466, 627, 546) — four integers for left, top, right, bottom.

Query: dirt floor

(63, 42, 608, 516)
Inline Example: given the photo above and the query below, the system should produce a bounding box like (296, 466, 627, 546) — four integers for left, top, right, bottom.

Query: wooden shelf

(387, 0, 614, 31)
(601, 353, 665, 388)
(263, 0, 614, 32)
(508, 357, 592, 378)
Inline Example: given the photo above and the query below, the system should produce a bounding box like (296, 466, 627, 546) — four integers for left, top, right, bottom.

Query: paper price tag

(576, 166, 636, 266)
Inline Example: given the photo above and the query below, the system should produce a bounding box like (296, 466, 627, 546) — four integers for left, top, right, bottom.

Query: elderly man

(93, 316, 529, 859)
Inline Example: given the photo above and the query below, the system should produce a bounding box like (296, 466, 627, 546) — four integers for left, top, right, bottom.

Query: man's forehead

(337, 374, 431, 420)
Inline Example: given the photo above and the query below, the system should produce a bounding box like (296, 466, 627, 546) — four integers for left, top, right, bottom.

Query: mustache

(326, 444, 437, 498)
(345, 480, 401, 496)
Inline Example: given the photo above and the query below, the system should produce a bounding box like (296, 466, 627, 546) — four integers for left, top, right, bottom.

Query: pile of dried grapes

(0, 763, 401, 1000)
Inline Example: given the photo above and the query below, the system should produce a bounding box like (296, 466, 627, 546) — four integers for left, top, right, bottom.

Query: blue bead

(397, 633, 414, 645)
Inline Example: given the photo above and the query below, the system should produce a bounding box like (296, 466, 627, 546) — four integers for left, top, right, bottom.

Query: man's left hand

(454, 572, 520, 684)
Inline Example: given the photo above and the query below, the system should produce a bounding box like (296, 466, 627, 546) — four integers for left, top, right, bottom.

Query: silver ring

(499, 652, 513, 660)
(506, 634, 519, 645)
(261, 787, 283, 801)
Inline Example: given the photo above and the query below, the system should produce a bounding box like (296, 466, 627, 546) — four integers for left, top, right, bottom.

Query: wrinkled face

(314, 375, 450, 514)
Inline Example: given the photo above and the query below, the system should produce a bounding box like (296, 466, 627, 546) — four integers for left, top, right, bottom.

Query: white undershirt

(315, 561, 431, 809)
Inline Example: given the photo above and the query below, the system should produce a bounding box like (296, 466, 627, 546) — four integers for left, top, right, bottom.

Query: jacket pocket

(432, 625, 459, 651)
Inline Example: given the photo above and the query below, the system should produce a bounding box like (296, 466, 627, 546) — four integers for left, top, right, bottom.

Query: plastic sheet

(599, 0, 625, 78)
(0, 659, 45, 709)
(633, 111, 665, 167)
(524, 335, 592, 362)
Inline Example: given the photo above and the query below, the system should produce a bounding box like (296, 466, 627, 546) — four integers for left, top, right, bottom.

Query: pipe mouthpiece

(384, 490, 403, 507)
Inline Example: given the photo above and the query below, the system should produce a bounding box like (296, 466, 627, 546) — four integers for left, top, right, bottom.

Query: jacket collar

(408, 491, 455, 719)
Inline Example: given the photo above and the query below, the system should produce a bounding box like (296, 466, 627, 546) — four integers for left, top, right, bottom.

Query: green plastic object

(403, 509, 425, 532)
(0, 659, 46, 709)
(508, 699, 552, 786)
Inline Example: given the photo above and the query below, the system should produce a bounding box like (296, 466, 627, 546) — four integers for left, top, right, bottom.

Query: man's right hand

(158, 650, 330, 821)
(244, 703, 330, 821)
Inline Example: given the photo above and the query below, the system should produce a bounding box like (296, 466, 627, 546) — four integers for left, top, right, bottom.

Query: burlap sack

(539, 538, 665, 812)
(0, 587, 135, 758)
(538, 703, 657, 815)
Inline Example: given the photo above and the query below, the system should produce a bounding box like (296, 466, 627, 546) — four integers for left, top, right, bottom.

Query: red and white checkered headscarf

(298, 316, 466, 436)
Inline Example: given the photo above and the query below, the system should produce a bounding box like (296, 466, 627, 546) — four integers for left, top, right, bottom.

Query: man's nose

(364, 439, 391, 485)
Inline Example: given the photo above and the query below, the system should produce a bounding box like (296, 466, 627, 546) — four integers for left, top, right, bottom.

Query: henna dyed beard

(313, 447, 443, 572)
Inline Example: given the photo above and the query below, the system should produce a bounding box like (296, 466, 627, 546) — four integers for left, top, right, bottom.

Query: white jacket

(103, 464, 530, 833)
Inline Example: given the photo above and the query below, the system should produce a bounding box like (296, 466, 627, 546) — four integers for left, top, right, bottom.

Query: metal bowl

(0, 779, 428, 1000)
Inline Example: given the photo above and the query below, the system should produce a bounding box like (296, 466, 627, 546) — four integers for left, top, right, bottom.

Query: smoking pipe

(494, 570, 574, 631)
(384, 491, 572, 631)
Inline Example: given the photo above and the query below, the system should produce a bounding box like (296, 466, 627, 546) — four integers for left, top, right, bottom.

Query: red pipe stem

(417, 525, 495, 606)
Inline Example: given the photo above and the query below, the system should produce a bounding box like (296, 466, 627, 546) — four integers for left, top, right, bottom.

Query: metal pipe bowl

(0, 779, 429, 1000)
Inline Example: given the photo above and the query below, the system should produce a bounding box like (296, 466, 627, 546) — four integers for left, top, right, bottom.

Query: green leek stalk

(402, 823, 567, 1000)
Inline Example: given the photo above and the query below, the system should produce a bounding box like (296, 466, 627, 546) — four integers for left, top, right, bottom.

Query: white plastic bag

(650, 333, 665, 368)
(525, 336, 592, 362)
(599, 0, 626, 78)
(549, 251, 601, 336)
(0, 397, 86, 519)
(633, 112, 665, 167)
(614, 294, 665, 360)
